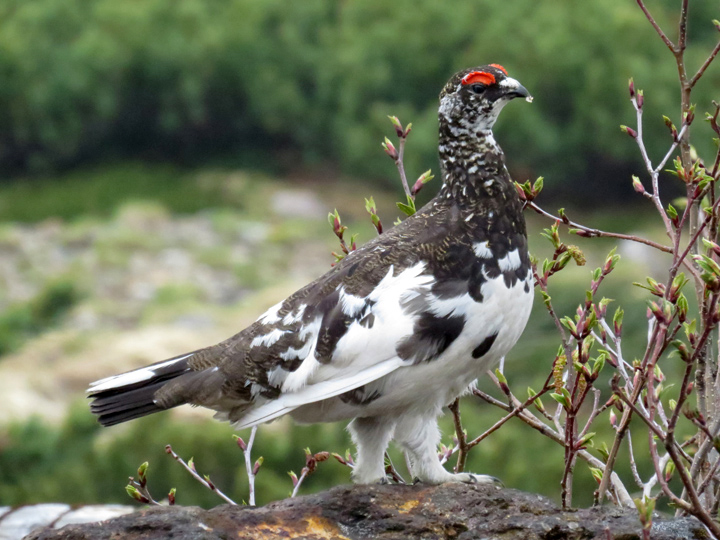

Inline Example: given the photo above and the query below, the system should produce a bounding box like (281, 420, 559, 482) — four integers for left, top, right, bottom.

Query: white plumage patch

(281, 316, 322, 392)
(262, 263, 433, 410)
(498, 249, 521, 271)
(427, 293, 475, 318)
(250, 328, 288, 348)
(339, 288, 366, 317)
(473, 241, 492, 258)
(331, 264, 433, 368)
(282, 304, 306, 325)
(257, 301, 283, 324)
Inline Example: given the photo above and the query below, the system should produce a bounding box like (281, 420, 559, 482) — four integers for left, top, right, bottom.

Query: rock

(52, 506, 135, 529)
(0, 504, 134, 539)
(0, 503, 70, 540)
(23, 483, 707, 540)
(271, 189, 325, 219)
(0, 504, 134, 540)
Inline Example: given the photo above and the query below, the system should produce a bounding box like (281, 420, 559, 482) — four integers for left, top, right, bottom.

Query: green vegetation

(1, 0, 718, 198)
(0, 279, 81, 356)
(0, 398, 592, 508)
(0, 403, 352, 507)
(0, 163, 256, 222)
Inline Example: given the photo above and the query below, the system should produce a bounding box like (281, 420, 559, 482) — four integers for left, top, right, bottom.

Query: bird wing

(178, 218, 445, 422)
(232, 357, 403, 428)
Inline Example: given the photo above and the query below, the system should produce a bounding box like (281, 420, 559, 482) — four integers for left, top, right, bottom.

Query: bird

(88, 64, 534, 485)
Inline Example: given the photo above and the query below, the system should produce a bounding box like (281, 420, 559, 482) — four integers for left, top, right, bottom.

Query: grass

(0, 163, 256, 223)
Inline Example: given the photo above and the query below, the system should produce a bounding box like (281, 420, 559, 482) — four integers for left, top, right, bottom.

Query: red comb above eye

(490, 63, 508, 75)
(461, 71, 496, 86)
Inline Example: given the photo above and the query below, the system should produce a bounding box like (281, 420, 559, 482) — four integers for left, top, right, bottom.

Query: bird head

(439, 64, 531, 133)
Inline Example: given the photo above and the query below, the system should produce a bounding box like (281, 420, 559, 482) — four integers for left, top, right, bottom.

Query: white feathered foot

(349, 413, 500, 485)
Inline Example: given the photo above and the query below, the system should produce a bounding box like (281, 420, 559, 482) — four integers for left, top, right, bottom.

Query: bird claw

(459, 473, 503, 486)
(412, 472, 503, 486)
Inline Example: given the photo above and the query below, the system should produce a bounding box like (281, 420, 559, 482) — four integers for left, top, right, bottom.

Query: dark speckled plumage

(89, 65, 534, 434)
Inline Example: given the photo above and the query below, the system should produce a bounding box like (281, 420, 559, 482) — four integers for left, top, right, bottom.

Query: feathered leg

(394, 414, 499, 484)
(348, 416, 396, 484)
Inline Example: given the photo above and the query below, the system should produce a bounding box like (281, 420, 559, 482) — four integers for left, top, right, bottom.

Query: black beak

(507, 83, 531, 101)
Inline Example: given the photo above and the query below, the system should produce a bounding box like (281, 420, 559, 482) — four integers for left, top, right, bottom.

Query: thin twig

(690, 40, 720, 87)
(165, 445, 237, 505)
(527, 203, 673, 253)
(635, 0, 675, 51)
(396, 136, 411, 198)
(448, 398, 469, 473)
(467, 383, 553, 450)
(473, 388, 634, 506)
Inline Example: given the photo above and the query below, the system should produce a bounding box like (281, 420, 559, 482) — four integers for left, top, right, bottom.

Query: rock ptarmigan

(89, 64, 534, 485)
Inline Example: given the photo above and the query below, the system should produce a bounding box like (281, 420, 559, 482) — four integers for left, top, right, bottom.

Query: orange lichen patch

(490, 63, 508, 75)
(461, 71, 496, 86)
(251, 516, 351, 539)
(304, 516, 352, 539)
(398, 499, 420, 513)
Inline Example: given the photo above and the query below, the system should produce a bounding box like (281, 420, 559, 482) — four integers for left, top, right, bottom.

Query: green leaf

(533, 176, 544, 194)
(137, 462, 149, 482)
(550, 392, 570, 409)
(396, 202, 415, 216)
(683, 319, 697, 339)
(613, 307, 624, 328)
(578, 432, 596, 447)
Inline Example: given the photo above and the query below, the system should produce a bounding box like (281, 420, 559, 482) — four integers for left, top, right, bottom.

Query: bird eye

(470, 84, 485, 94)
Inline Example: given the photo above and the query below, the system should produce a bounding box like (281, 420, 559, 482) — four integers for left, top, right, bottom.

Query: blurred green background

(0, 0, 718, 510)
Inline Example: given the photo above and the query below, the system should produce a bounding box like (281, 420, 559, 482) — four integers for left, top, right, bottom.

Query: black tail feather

(88, 353, 194, 427)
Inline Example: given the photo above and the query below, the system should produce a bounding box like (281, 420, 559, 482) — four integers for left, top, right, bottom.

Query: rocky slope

(24, 483, 707, 540)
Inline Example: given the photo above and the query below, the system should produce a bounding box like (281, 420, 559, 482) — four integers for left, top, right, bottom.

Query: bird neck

(436, 123, 512, 204)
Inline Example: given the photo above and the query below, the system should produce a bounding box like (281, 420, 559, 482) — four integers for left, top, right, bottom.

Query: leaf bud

(126, 485, 148, 503)
(620, 125, 637, 138)
(203, 475, 215, 490)
(381, 137, 398, 160)
(412, 169, 435, 195)
(387, 115, 404, 138)
(636, 90, 644, 110)
(137, 462, 149, 485)
(632, 175, 645, 194)
(288, 470, 299, 487)
(234, 435, 247, 452)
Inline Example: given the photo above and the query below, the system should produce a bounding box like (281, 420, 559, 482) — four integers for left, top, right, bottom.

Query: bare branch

(635, 0, 676, 52)
(690, 40, 720, 88)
